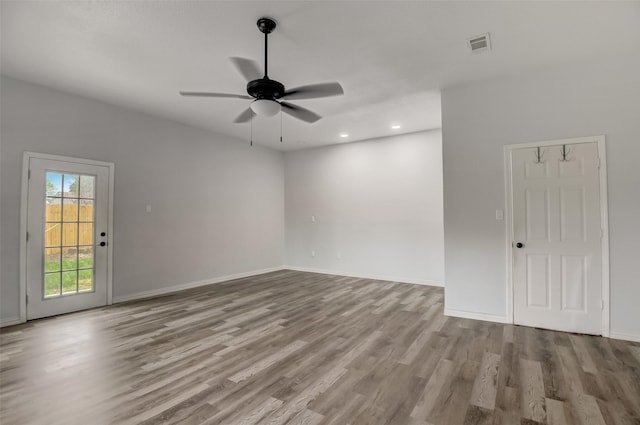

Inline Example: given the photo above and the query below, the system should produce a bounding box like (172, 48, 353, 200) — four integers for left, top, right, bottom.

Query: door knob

(100, 232, 106, 237)
(100, 241, 106, 247)
(516, 242, 524, 248)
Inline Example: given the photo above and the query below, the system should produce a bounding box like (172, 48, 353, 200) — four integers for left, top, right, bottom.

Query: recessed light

(339, 133, 349, 138)
(391, 124, 401, 130)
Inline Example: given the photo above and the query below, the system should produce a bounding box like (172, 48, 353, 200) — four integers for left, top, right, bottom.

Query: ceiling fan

(180, 17, 344, 124)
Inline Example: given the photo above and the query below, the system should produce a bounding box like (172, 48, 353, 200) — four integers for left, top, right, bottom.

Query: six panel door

(511, 142, 602, 334)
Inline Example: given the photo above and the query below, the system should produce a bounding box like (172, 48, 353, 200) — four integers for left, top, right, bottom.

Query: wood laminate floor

(1, 270, 639, 425)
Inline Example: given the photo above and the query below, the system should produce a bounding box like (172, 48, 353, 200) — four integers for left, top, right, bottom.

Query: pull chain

(280, 108, 283, 143)
(250, 111, 253, 147)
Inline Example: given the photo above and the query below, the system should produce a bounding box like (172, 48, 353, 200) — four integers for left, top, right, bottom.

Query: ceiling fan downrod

(257, 17, 276, 79)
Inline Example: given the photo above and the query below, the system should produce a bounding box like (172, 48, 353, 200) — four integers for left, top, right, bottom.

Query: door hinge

(600, 228, 604, 239)
(28, 169, 31, 179)
(26, 294, 29, 305)
(601, 299, 604, 310)
(26, 231, 29, 242)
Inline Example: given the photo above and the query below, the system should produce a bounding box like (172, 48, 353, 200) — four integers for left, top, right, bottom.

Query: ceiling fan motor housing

(247, 78, 285, 100)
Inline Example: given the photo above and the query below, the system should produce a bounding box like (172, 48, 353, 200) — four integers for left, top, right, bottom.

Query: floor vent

(467, 33, 491, 53)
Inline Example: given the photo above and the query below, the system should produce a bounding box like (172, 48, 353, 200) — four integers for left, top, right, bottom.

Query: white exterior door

(511, 142, 602, 334)
(26, 156, 112, 320)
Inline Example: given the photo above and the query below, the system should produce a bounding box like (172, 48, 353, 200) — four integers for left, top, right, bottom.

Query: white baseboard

(283, 265, 444, 287)
(0, 316, 25, 328)
(112, 266, 286, 304)
(609, 331, 640, 343)
(444, 308, 511, 324)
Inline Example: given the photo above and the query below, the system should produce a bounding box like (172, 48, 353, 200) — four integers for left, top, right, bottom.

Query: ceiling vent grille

(467, 33, 491, 53)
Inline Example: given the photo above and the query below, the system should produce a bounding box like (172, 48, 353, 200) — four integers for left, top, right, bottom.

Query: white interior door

(511, 142, 602, 334)
(26, 157, 111, 320)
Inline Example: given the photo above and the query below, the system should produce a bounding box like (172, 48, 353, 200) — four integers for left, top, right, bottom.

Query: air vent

(467, 33, 491, 53)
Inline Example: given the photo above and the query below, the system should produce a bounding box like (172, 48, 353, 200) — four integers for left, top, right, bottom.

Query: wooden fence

(45, 204, 94, 247)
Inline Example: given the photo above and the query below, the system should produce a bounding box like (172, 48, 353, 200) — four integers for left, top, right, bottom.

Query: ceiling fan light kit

(250, 99, 280, 117)
(180, 16, 344, 130)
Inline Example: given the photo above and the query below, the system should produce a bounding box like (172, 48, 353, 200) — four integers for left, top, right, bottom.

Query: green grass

(44, 261, 93, 297)
(44, 273, 61, 297)
(44, 255, 92, 272)
(44, 250, 93, 297)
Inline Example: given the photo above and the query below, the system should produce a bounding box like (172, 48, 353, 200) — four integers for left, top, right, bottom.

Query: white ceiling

(2, 1, 639, 151)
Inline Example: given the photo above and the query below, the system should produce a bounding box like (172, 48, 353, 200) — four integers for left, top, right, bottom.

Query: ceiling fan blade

(280, 102, 322, 123)
(283, 82, 344, 100)
(230, 57, 262, 82)
(180, 91, 252, 99)
(233, 108, 254, 123)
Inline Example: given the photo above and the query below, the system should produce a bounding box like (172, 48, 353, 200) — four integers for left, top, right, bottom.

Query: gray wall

(1, 76, 285, 323)
(284, 130, 444, 285)
(442, 56, 640, 340)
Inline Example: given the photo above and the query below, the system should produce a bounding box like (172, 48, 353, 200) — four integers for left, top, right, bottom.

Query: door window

(43, 172, 96, 297)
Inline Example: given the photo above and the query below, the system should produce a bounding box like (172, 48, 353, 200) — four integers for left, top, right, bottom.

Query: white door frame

(19, 152, 115, 323)
(504, 136, 610, 337)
